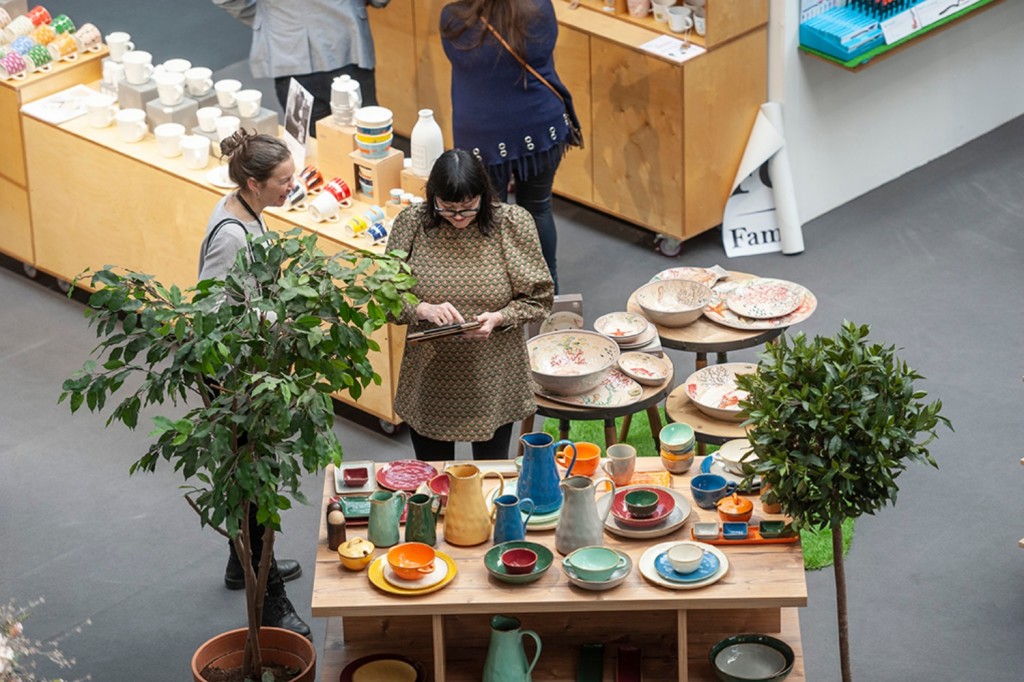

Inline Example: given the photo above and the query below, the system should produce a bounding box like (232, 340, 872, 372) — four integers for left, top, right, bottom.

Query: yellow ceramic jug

(443, 463, 505, 546)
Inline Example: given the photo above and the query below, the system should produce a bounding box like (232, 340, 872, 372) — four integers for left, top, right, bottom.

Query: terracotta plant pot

(191, 626, 316, 682)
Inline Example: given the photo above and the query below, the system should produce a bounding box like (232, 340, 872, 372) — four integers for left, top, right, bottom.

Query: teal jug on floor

(518, 432, 576, 515)
(483, 614, 542, 682)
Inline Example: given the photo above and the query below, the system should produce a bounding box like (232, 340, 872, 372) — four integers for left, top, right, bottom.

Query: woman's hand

(463, 311, 504, 340)
(415, 301, 465, 326)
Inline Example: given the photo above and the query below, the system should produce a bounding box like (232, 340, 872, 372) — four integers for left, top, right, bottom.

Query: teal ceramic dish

(483, 541, 553, 585)
(659, 422, 695, 452)
(709, 634, 795, 682)
(759, 520, 787, 538)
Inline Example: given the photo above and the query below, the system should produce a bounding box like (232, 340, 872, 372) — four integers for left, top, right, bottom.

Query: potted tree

(735, 321, 950, 682)
(59, 230, 415, 681)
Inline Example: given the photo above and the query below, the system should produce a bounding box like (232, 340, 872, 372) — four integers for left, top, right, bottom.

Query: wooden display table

(20, 97, 406, 426)
(313, 457, 807, 681)
(0, 49, 105, 265)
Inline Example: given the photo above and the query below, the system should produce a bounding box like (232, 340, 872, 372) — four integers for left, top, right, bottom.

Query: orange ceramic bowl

(556, 442, 601, 476)
(387, 542, 436, 581)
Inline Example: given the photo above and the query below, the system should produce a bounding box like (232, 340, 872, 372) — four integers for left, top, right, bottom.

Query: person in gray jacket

(213, 0, 389, 138)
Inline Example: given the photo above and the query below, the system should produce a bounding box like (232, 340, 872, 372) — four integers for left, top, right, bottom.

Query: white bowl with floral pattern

(594, 311, 649, 345)
(617, 352, 671, 386)
(635, 279, 713, 328)
(528, 330, 621, 396)
(683, 362, 757, 422)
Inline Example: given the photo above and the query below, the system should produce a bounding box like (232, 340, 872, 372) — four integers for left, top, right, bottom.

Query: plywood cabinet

(370, 0, 767, 243)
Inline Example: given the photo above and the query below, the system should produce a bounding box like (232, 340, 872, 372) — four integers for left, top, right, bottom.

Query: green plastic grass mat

(540, 415, 854, 569)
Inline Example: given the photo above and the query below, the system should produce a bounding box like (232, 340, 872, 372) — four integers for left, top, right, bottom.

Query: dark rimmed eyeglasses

(434, 204, 480, 218)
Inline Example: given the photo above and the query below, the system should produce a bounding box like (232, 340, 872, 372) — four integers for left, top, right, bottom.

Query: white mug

(651, 0, 675, 23)
(104, 31, 134, 62)
(331, 76, 361, 109)
(235, 89, 262, 118)
(307, 192, 341, 223)
(180, 135, 211, 170)
(85, 93, 118, 128)
(667, 6, 693, 33)
(102, 59, 125, 85)
(154, 71, 185, 106)
(214, 115, 240, 142)
(196, 106, 222, 133)
(692, 7, 706, 36)
(115, 108, 148, 143)
(160, 58, 191, 75)
(214, 79, 241, 108)
(184, 66, 213, 97)
(122, 50, 154, 85)
(154, 122, 185, 158)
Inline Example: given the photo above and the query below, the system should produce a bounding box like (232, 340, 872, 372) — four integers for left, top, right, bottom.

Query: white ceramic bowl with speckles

(528, 330, 620, 396)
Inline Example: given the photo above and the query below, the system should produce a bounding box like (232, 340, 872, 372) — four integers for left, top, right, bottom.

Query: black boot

(224, 555, 302, 590)
(261, 592, 312, 640)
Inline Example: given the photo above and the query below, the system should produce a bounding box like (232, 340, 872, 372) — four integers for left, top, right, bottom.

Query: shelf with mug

(561, 0, 767, 49)
(0, 46, 105, 264)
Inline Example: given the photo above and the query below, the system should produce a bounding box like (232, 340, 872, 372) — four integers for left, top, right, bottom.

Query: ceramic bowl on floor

(709, 634, 794, 682)
(528, 330, 620, 396)
(635, 279, 712, 328)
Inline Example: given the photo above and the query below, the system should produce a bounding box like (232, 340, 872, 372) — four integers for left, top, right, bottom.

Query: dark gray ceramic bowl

(709, 634, 794, 682)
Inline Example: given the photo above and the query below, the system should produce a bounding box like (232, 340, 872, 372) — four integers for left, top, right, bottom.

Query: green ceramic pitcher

(367, 490, 407, 548)
(483, 615, 541, 682)
(404, 492, 442, 546)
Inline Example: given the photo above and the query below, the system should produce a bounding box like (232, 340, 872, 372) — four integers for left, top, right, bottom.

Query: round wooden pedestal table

(519, 366, 674, 456)
(664, 383, 748, 456)
(626, 271, 785, 372)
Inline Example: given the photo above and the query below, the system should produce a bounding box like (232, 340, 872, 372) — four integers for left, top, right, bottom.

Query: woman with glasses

(386, 149, 554, 460)
(440, 0, 582, 293)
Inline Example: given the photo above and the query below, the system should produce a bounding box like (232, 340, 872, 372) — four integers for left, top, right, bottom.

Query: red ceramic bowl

(427, 474, 449, 507)
(343, 466, 369, 487)
(500, 548, 538, 575)
(610, 487, 675, 529)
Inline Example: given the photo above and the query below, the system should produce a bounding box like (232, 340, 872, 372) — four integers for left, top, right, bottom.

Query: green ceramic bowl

(709, 634, 794, 682)
(483, 541, 553, 585)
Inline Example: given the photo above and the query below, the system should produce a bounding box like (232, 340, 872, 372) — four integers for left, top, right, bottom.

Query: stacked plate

(354, 106, 394, 159)
(638, 540, 729, 590)
(609, 487, 675, 529)
(483, 541, 554, 584)
(704, 277, 817, 331)
(560, 547, 633, 591)
(601, 485, 691, 539)
(367, 551, 458, 596)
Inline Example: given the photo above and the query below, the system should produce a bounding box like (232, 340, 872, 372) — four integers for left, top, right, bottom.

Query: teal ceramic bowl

(709, 634, 794, 682)
(660, 422, 695, 453)
(624, 489, 660, 518)
(759, 520, 787, 538)
(564, 546, 627, 582)
(483, 541, 553, 585)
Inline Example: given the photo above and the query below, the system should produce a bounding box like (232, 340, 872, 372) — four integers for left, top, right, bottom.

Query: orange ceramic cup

(556, 442, 601, 476)
(387, 542, 436, 580)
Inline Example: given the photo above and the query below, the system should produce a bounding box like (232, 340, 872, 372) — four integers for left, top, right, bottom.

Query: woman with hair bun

(386, 148, 553, 461)
(196, 130, 310, 638)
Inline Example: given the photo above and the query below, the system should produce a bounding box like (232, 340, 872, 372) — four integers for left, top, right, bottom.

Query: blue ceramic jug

(518, 432, 576, 515)
(492, 493, 536, 544)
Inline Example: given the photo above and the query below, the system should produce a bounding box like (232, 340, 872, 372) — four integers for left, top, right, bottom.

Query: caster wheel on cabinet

(655, 235, 683, 258)
(379, 419, 400, 435)
(56, 278, 72, 293)
(22, 263, 38, 278)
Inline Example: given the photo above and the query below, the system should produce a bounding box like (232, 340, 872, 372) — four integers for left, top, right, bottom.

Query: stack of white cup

(330, 75, 361, 126)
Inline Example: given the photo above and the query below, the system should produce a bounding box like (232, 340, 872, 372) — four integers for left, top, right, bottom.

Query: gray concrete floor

(3, 1, 1024, 680)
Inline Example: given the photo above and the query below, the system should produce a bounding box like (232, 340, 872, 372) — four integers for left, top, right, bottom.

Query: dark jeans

(409, 422, 516, 461)
(492, 162, 560, 293)
(274, 65, 377, 140)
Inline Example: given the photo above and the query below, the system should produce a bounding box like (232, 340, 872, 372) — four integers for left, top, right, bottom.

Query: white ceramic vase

(410, 108, 444, 178)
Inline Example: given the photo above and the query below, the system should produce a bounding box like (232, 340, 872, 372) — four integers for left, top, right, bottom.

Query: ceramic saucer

(368, 551, 457, 596)
(600, 484, 691, 540)
(725, 278, 803, 319)
(333, 460, 377, 495)
(205, 165, 236, 189)
(616, 323, 658, 350)
(609, 487, 675, 529)
(638, 541, 728, 590)
(376, 459, 438, 492)
(483, 541, 554, 584)
(535, 369, 643, 409)
(340, 653, 426, 682)
(700, 456, 762, 492)
(383, 555, 450, 590)
(704, 280, 817, 331)
(653, 548, 721, 583)
(561, 548, 632, 591)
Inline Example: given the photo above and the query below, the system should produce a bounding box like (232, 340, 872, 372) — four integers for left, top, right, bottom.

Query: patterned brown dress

(386, 203, 554, 441)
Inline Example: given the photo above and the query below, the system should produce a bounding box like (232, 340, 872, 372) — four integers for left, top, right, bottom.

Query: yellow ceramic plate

(367, 551, 457, 595)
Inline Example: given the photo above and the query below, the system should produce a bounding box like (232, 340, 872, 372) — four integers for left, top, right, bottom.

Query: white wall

(769, 0, 1024, 222)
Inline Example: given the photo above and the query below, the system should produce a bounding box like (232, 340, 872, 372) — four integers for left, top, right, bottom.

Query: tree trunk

(832, 521, 852, 682)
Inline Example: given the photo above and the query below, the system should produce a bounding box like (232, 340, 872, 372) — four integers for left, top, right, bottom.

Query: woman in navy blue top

(441, 0, 580, 292)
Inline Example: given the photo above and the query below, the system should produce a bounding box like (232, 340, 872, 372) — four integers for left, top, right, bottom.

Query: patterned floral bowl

(528, 330, 620, 396)
(594, 311, 649, 345)
(684, 363, 757, 422)
(635, 279, 713, 328)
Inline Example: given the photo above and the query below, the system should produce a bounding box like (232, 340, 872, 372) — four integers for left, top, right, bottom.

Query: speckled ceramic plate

(535, 369, 643, 408)
(704, 280, 817, 331)
(725, 278, 803, 319)
(367, 551, 457, 596)
(376, 459, 439, 492)
(638, 541, 728, 590)
(617, 352, 671, 386)
(649, 266, 723, 287)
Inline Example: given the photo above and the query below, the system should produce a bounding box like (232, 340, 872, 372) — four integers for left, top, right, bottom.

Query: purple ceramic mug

(0, 51, 29, 80)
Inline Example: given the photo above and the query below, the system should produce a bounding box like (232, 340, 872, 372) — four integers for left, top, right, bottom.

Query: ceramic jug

(492, 493, 535, 544)
(404, 492, 442, 546)
(518, 432, 576, 515)
(444, 463, 504, 546)
(483, 615, 542, 682)
(367, 490, 407, 548)
(555, 475, 615, 555)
